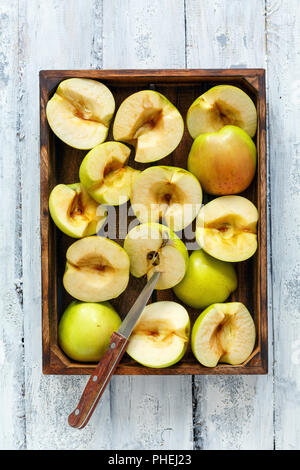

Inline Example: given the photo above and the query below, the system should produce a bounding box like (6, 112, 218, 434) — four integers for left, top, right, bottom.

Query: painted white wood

(0, 0, 26, 450)
(266, 0, 300, 450)
(20, 0, 113, 450)
(186, 0, 274, 450)
(103, 0, 194, 450)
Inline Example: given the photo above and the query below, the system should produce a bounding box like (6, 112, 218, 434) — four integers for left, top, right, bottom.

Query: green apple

(127, 301, 190, 368)
(49, 183, 107, 238)
(79, 141, 140, 206)
(124, 223, 188, 290)
(196, 195, 258, 262)
(173, 250, 237, 309)
(187, 84, 257, 139)
(188, 125, 257, 195)
(113, 90, 184, 163)
(58, 300, 121, 362)
(46, 78, 115, 149)
(191, 302, 256, 367)
(130, 166, 202, 231)
(63, 236, 130, 302)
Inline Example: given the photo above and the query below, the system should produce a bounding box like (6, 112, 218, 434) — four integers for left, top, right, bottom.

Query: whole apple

(173, 249, 237, 309)
(188, 125, 256, 195)
(58, 300, 121, 362)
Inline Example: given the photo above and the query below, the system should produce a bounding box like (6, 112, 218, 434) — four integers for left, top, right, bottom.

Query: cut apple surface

(131, 166, 202, 231)
(196, 196, 258, 262)
(188, 125, 257, 195)
(127, 301, 190, 368)
(49, 183, 107, 238)
(187, 85, 257, 139)
(124, 223, 188, 289)
(63, 236, 130, 302)
(173, 249, 237, 309)
(79, 142, 140, 206)
(46, 78, 115, 149)
(113, 90, 184, 163)
(191, 302, 256, 367)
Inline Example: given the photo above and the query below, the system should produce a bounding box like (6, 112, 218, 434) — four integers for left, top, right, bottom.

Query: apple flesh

(63, 236, 130, 302)
(130, 166, 202, 231)
(79, 141, 140, 206)
(187, 84, 257, 139)
(188, 125, 257, 195)
(49, 183, 107, 238)
(113, 90, 184, 163)
(173, 249, 237, 309)
(124, 223, 188, 289)
(191, 302, 256, 367)
(127, 301, 190, 368)
(46, 78, 115, 149)
(58, 300, 121, 362)
(196, 195, 258, 262)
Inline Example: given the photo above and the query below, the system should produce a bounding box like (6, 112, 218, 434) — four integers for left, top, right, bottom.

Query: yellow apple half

(127, 301, 190, 368)
(191, 302, 256, 367)
(63, 236, 130, 302)
(49, 183, 107, 238)
(196, 195, 258, 262)
(130, 166, 202, 231)
(46, 78, 115, 149)
(123, 223, 188, 290)
(187, 125, 257, 195)
(113, 90, 184, 163)
(79, 142, 140, 206)
(187, 84, 257, 139)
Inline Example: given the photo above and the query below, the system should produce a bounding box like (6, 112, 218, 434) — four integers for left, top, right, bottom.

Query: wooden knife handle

(68, 332, 128, 429)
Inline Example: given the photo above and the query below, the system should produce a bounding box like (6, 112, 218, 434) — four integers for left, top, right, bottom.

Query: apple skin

(58, 301, 121, 362)
(173, 250, 237, 309)
(187, 125, 256, 195)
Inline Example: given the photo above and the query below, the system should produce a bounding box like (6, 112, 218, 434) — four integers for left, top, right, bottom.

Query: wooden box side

(40, 69, 267, 375)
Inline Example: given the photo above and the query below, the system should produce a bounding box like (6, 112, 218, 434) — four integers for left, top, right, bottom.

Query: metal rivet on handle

(111, 342, 116, 349)
(92, 376, 97, 382)
(75, 409, 80, 416)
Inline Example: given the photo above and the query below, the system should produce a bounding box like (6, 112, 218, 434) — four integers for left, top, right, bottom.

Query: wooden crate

(40, 69, 267, 375)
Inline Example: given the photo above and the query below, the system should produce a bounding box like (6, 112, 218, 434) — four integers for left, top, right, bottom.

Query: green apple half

(79, 141, 140, 206)
(191, 302, 256, 367)
(63, 236, 130, 302)
(127, 301, 190, 368)
(173, 249, 237, 309)
(113, 90, 184, 163)
(49, 183, 107, 238)
(58, 300, 121, 362)
(124, 223, 188, 289)
(187, 84, 257, 139)
(46, 78, 115, 149)
(188, 125, 257, 195)
(196, 195, 258, 262)
(130, 166, 202, 231)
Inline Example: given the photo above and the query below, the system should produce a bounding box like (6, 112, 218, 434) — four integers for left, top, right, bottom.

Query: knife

(68, 271, 160, 429)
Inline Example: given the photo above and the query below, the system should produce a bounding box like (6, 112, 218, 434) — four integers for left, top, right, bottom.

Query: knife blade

(68, 271, 160, 429)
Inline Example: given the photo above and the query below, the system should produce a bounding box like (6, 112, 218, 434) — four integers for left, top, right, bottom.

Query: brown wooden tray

(40, 69, 267, 375)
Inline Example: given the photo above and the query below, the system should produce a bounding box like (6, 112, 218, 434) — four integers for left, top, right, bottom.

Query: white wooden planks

(102, 0, 193, 450)
(186, 0, 274, 450)
(0, 0, 26, 450)
(266, 0, 300, 450)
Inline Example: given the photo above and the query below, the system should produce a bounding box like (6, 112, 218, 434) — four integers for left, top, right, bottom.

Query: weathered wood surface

(0, 0, 299, 450)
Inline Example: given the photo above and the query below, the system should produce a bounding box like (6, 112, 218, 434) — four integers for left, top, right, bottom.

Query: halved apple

(196, 196, 258, 262)
(187, 84, 257, 139)
(123, 223, 188, 289)
(191, 302, 256, 367)
(130, 166, 202, 231)
(63, 236, 130, 302)
(79, 142, 140, 206)
(46, 78, 115, 149)
(113, 90, 184, 163)
(127, 301, 190, 368)
(49, 183, 107, 238)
